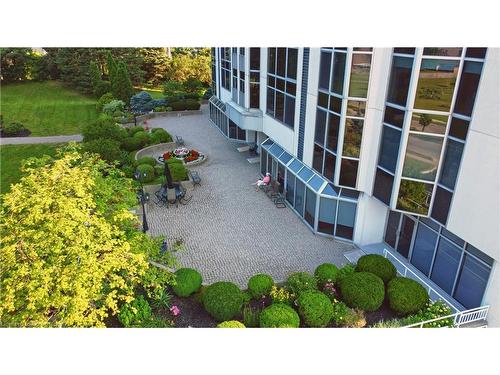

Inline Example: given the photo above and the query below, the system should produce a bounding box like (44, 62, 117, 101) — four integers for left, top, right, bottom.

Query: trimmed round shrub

(166, 158, 188, 181)
(133, 131, 151, 148)
(2, 122, 29, 136)
(135, 164, 155, 183)
(387, 277, 429, 316)
(259, 303, 300, 328)
(247, 274, 274, 299)
(339, 272, 385, 312)
(121, 136, 143, 152)
(82, 117, 127, 143)
(172, 268, 202, 297)
(82, 139, 122, 163)
(203, 282, 244, 322)
(150, 128, 173, 143)
(136, 156, 157, 167)
(170, 100, 187, 111)
(355, 254, 397, 284)
(129, 126, 146, 136)
(296, 290, 334, 327)
(185, 99, 201, 110)
(286, 272, 317, 296)
(96, 92, 114, 112)
(336, 264, 356, 284)
(314, 263, 339, 286)
(217, 320, 245, 328)
(154, 165, 164, 177)
(118, 295, 152, 327)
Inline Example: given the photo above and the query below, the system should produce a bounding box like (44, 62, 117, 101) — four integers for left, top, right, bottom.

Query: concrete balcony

(226, 100, 263, 132)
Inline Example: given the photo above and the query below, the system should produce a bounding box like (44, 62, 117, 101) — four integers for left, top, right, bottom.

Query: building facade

(209, 47, 500, 326)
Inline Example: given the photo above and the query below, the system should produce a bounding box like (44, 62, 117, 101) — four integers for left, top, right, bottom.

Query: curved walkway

(145, 105, 355, 287)
(0, 134, 83, 145)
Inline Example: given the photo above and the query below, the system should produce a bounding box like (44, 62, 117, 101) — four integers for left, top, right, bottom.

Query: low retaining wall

(123, 109, 203, 127)
(135, 142, 177, 161)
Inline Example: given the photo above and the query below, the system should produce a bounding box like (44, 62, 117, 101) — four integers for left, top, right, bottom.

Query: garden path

(0, 134, 83, 145)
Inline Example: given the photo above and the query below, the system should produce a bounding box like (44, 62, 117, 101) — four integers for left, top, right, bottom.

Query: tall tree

(89, 60, 103, 97)
(139, 48, 169, 86)
(113, 62, 134, 104)
(0, 48, 37, 82)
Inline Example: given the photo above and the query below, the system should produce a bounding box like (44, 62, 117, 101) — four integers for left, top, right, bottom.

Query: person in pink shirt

(253, 173, 271, 191)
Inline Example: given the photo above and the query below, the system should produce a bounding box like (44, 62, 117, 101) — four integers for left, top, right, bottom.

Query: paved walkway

(145, 105, 355, 287)
(0, 134, 82, 145)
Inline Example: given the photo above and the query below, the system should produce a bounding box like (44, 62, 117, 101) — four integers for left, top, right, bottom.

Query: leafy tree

(164, 52, 211, 86)
(0, 148, 176, 327)
(183, 77, 203, 95)
(106, 51, 118, 85)
(0, 48, 37, 82)
(112, 62, 135, 104)
(139, 48, 170, 86)
(163, 80, 185, 97)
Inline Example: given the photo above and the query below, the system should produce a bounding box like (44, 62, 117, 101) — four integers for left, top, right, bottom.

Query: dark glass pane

(402, 134, 443, 181)
(423, 48, 462, 57)
(319, 51, 332, 90)
(237, 126, 246, 141)
(384, 106, 405, 128)
(353, 48, 372, 51)
(343, 118, 363, 158)
(287, 48, 298, 80)
(454, 61, 483, 117)
(348, 54, 372, 98)
(414, 59, 459, 112)
(431, 186, 453, 225)
(266, 88, 275, 116)
(466, 244, 494, 266)
(373, 168, 394, 205)
(318, 91, 329, 109)
(335, 200, 356, 240)
(250, 47, 260, 70)
(326, 113, 340, 152)
(384, 210, 401, 248)
(250, 82, 260, 108)
(331, 52, 346, 95)
(329, 95, 342, 114)
(448, 117, 469, 140)
(286, 81, 296, 95)
(430, 237, 462, 294)
(396, 215, 415, 258)
(465, 48, 487, 59)
(323, 152, 336, 182)
(339, 159, 358, 188)
(228, 120, 237, 139)
(294, 178, 305, 216)
(394, 48, 415, 55)
(275, 91, 284, 122)
(286, 171, 295, 204)
(347, 100, 366, 117)
(387, 56, 413, 106)
(454, 254, 491, 309)
(304, 188, 317, 227)
(260, 149, 267, 175)
(267, 75, 275, 87)
(410, 113, 448, 134)
(441, 227, 465, 247)
(318, 197, 337, 235)
(378, 125, 401, 173)
(276, 47, 286, 76)
(397, 179, 433, 215)
(276, 78, 285, 91)
(315, 109, 327, 144)
(420, 216, 440, 231)
(313, 144, 324, 173)
(411, 223, 438, 276)
(284, 96, 295, 127)
(439, 139, 464, 190)
(340, 188, 359, 200)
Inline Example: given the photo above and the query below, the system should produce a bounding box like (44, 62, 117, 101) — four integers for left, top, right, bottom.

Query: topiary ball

(136, 156, 157, 167)
(203, 282, 244, 322)
(314, 263, 339, 286)
(247, 274, 274, 299)
(217, 320, 246, 328)
(286, 272, 318, 296)
(387, 277, 429, 316)
(135, 164, 155, 183)
(296, 290, 334, 327)
(259, 303, 300, 328)
(355, 254, 397, 284)
(172, 268, 203, 297)
(339, 272, 385, 312)
(133, 131, 151, 147)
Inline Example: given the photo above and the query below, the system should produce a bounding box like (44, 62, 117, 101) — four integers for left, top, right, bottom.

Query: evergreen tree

(89, 60, 103, 97)
(113, 62, 134, 104)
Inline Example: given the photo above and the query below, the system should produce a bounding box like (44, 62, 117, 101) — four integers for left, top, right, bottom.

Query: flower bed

(158, 148, 206, 166)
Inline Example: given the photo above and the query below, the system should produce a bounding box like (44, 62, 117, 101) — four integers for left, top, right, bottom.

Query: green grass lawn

(136, 87, 164, 99)
(0, 143, 62, 194)
(1, 81, 98, 136)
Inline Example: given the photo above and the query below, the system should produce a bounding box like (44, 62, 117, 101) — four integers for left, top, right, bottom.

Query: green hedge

(166, 158, 188, 181)
(314, 263, 339, 286)
(339, 272, 385, 312)
(387, 277, 429, 316)
(296, 290, 334, 327)
(355, 254, 397, 284)
(203, 282, 244, 322)
(259, 303, 300, 328)
(247, 274, 274, 299)
(286, 272, 317, 296)
(172, 268, 203, 297)
(217, 320, 245, 328)
(136, 164, 155, 183)
(136, 156, 157, 167)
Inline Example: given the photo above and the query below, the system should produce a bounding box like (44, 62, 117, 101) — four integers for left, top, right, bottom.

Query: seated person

(253, 173, 271, 191)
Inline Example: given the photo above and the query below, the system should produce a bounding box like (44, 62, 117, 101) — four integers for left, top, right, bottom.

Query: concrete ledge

(123, 109, 203, 127)
(135, 142, 177, 161)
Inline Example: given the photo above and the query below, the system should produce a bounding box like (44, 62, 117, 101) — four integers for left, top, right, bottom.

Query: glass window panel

(269, 144, 284, 158)
(266, 87, 275, 116)
(423, 48, 462, 57)
(384, 106, 406, 128)
(250, 47, 260, 70)
(393, 48, 415, 55)
(329, 95, 342, 114)
(411, 223, 438, 276)
(343, 119, 363, 158)
(275, 91, 284, 122)
(397, 179, 433, 215)
(348, 54, 372, 98)
(276, 78, 285, 91)
(340, 188, 360, 200)
(318, 51, 332, 90)
(228, 120, 237, 139)
(289, 159, 303, 173)
(276, 47, 286, 76)
(298, 166, 314, 182)
(439, 139, 464, 190)
(378, 125, 401, 173)
(347, 100, 366, 117)
(466, 244, 494, 267)
(287, 48, 298, 80)
(397, 215, 415, 258)
(336, 200, 357, 240)
(331, 52, 346, 95)
(262, 138, 273, 147)
(431, 186, 453, 225)
(250, 81, 260, 108)
(304, 188, 317, 227)
(430, 237, 462, 294)
(420, 216, 440, 231)
(279, 151, 293, 165)
(312, 144, 324, 173)
(339, 158, 358, 188)
(309, 175, 325, 192)
(294, 179, 306, 216)
(237, 126, 246, 141)
(402, 134, 444, 181)
(454, 254, 491, 309)
(387, 56, 413, 106)
(326, 113, 340, 152)
(323, 152, 336, 182)
(268, 153, 273, 175)
(453, 61, 483, 117)
(267, 75, 275, 87)
(284, 96, 295, 127)
(314, 109, 327, 144)
(286, 171, 295, 204)
(321, 183, 339, 197)
(318, 92, 329, 109)
(384, 210, 401, 248)
(448, 117, 469, 140)
(414, 59, 460, 111)
(410, 113, 448, 134)
(441, 227, 465, 247)
(260, 149, 267, 175)
(318, 197, 337, 235)
(373, 168, 394, 205)
(465, 48, 487, 59)
(353, 48, 372, 51)
(286, 81, 296, 95)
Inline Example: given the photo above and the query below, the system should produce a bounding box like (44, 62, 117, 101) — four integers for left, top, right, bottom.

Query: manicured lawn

(0, 143, 62, 194)
(1, 81, 98, 136)
(136, 87, 164, 99)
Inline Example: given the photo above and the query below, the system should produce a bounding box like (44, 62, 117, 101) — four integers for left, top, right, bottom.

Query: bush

(130, 91, 154, 113)
(336, 264, 356, 284)
(314, 263, 339, 287)
(82, 117, 127, 143)
(102, 99, 125, 117)
(96, 93, 115, 112)
(387, 277, 430, 316)
(82, 139, 122, 163)
(118, 295, 152, 327)
(135, 164, 155, 183)
(372, 319, 403, 328)
(121, 136, 143, 152)
(259, 303, 300, 328)
(2, 122, 28, 136)
(247, 274, 274, 299)
(154, 164, 164, 177)
(94, 81, 112, 98)
(136, 156, 157, 167)
(184, 93, 200, 100)
(400, 300, 454, 328)
(243, 305, 260, 328)
(203, 87, 213, 99)
(286, 272, 317, 296)
(185, 99, 201, 110)
(163, 81, 185, 98)
(355, 254, 397, 284)
(269, 285, 295, 305)
(129, 126, 146, 136)
(166, 158, 188, 181)
(339, 272, 385, 312)
(150, 128, 172, 144)
(217, 320, 245, 328)
(203, 282, 244, 322)
(170, 100, 187, 111)
(172, 268, 203, 297)
(241, 290, 252, 305)
(133, 131, 151, 148)
(296, 290, 334, 327)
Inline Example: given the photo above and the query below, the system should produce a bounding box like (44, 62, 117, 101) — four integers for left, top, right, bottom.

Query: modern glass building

(209, 47, 500, 326)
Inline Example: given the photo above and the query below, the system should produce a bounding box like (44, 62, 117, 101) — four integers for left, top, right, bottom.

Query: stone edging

(134, 142, 177, 161)
(123, 109, 203, 126)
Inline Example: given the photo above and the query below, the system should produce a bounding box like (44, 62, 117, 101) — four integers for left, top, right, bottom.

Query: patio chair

(154, 186, 168, 207)
(267, 181, 281, 200)
(178, 185, 193, 205)
(274, 195, 286, 208)
(189, 170, 201, 188)
(175, 135, 185, 146)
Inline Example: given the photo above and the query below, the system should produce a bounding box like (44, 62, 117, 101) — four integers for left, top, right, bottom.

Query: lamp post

(134, 171, 149, 233)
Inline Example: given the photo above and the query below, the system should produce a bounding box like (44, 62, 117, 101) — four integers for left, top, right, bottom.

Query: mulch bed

(0, 129, 31, 137)
(161, 295, 218, 328)
(364, 301, 398, 326)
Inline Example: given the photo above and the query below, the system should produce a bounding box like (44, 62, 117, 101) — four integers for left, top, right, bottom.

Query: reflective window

(397, 179, 433, 215)
(284, 96, 295, 127)
(378, 126, 401, 173)
(339, 159, 358, 188)
(430, 237, 462, 294)
(318, 92, 329, 109)
(387, 56, 413, 106)
(343, 119, 363, 158)
(348, 53, 372, 98)
(312, 144, 324, 173)
(323, 152, 336, 182)
(384, 106, 405, 128)
(304, 188, 317, 227)
(326, 113, 340, 152)
(315, 103, 328, 139)
(286, 172, 295, 204)
(384, 211, 401, 248)
(298, 166, 314, 182)
(260, 149, 268, 175)
(373, 168, 394, 205)
(276, 48, 286, 76)
(402, 134, 443, 181)
(329, 95, 342, 114)
(347, 100, 366, 117)
(275, 91, 284, 122)
(294, 179, 305, 216)
(414, 59, 460, 111)
(410, 113, 448, 134)
(318, 51, 332, 90)
(411, 223, 438, 275)
(394, 48, 415, 55)
(465, 48, 487, 59)
(287, 48, 298, 80)
(448, 117, 469, 140)
(318, 197, 337, 235)
(453, 61, 483, 117)
(454, 254, 491, 309)
(331, 52, 346, 95)
(423, 48, 462, 57)
(250, 48, 260, 70)
(336, 201, 356, 240)
(439, 139, 464, 190)
(431, 186, 453, 225)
